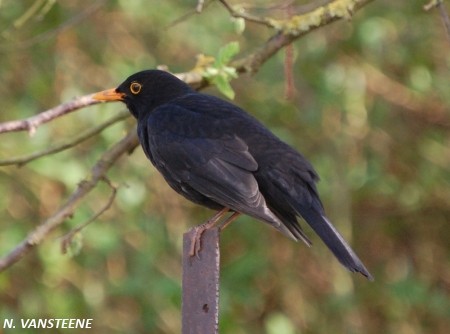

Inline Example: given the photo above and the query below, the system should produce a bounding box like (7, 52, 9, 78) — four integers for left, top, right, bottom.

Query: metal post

(182, 227, 220, 334)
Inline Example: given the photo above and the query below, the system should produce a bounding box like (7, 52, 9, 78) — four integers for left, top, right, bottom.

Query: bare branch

(219, 0, 375, 32)
(60, 177, 118, 254)
(0, 93, 101, 135)
(218, 0, 276, 27)
(0, 129, 139, 272)
(231, 0, 375, 74)
(165, 0, 213, 29)
(0, 111, 130, 167)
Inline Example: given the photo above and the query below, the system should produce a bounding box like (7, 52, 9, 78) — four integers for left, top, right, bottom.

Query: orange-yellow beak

(93, 88, 125, 102)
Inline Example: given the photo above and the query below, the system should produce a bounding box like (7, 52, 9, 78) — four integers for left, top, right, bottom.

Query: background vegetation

(1, 0, 449, 333)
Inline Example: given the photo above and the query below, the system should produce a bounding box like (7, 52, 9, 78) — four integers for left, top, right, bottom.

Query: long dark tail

(298, 206, 373, 280)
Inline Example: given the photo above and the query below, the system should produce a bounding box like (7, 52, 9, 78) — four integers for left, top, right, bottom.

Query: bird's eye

(130, 82, 142, 95)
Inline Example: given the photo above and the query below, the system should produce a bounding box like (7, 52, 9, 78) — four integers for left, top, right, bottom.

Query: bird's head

(93, 70, 193, 119)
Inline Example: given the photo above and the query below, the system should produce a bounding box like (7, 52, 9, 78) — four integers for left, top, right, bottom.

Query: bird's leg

(219, 212, 241, 231)
(189, 207, 230, 257)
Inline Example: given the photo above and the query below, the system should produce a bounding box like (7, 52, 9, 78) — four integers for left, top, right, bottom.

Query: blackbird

(93, 70, 372, 280)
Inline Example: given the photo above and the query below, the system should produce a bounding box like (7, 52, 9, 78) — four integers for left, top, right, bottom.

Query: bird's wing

(145, 127, 297, 239)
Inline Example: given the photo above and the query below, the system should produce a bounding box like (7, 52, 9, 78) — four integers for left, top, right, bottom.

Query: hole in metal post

(202, 304, 209, 313)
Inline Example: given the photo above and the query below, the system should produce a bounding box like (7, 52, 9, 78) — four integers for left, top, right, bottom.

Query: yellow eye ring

(130, 82, 142, 95)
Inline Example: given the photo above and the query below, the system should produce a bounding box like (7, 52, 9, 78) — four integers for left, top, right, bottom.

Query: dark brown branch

(0, 111, 130, 167)
(0, 129, 139, 272)
(0, 93, 100, 135)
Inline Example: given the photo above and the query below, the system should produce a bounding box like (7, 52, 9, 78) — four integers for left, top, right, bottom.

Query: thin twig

(424, 0, 440, 11)
(424, 0, 450, 42)
(0, 129, 139, 272)
(1, 0, 107, 52)
(231, 0, 375, 74)
(11, 0, 48, 30)
(165, 0, 213, 29)
(218, 0, 277, 27)
(0, 111, 130, 167)
(0, 93, 101, 135)
(438, 1, 450, 43)
(60, 177, 118, 254)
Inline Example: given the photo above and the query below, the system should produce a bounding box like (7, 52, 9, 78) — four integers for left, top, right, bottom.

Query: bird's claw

(189, 225, 206, 257)
(188, 207, 230, 257)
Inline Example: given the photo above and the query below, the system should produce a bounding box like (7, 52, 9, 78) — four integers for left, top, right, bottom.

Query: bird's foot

(189, 207, 230, 257)
(189, 224, 208, 257)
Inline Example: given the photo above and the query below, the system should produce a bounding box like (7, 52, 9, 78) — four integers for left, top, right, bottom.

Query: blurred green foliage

(1, 0, 449, 333)
(203, 41, 240, 99)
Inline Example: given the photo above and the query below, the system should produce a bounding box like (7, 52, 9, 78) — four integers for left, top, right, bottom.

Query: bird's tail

(297, 206, 373, 280)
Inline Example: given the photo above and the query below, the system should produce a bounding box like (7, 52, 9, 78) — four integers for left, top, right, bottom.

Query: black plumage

(93, 70, 373, 280)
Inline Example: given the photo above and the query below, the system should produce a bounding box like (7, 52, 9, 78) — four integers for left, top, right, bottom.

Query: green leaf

(212, 74, 235, 99)
(202, 42, 239, 99)
(216, 41, 240, 66)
